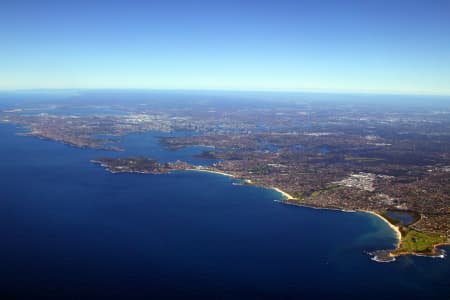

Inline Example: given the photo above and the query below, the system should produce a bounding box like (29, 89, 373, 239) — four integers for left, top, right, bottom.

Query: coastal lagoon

(0, 123, 449, 299)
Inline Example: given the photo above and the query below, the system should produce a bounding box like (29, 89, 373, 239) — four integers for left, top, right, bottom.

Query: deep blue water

(0, 123, 449, 300)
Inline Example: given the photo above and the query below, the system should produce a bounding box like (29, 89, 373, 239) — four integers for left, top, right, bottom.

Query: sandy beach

(188, 168, 293, 201)
(278, 199, 403, 250)
(363, 210, 402, 248)
(271, 187, 294, 200)
(186, 169, 401, 248)
(186, 168, 236, 178)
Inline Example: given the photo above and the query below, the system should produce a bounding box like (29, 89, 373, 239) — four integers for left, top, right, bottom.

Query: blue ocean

(0, 122, 449, 299)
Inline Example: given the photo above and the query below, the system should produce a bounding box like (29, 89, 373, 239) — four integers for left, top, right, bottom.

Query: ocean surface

(0, 123, 449, 299)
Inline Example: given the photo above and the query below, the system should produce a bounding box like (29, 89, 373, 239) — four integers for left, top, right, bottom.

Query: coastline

(95, 163, 446, 259)
(185, 168, 236, 178)
(362, 210, 402, 249)
(271, 187, 295, 200)
(277, 200, 404, 254)
(192, 172, 448, 259)
(187, 168, 295, 201)
(279, 200, 449, 259)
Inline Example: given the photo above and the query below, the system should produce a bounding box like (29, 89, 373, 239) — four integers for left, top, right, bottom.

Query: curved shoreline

(185, 168, 295, 201)
(186, 168, 401, 247)
(277, 200, 402, 249)
(185, 168, 236, 178)
(271, 187, 295, 200)
(106, 166, 446, 260)
(362, 210, 402, 249)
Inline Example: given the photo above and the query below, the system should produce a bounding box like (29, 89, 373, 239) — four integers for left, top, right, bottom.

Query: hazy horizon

(2, 88, 450, 99)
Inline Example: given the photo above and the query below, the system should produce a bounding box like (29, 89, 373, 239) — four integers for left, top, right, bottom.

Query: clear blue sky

(1, 0, 449, 95)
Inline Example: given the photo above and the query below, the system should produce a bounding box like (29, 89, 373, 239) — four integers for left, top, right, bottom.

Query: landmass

(1, 96, 449, 260)
(91, 157, 189, 174)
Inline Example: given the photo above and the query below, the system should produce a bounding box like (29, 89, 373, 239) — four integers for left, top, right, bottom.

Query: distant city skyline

(1, 0, 450, 95)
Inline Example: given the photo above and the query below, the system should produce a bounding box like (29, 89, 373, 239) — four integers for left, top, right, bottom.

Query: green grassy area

(393, 229, 446, 254)
(310, 191, 320, 197)
(323, 184, 340, 191)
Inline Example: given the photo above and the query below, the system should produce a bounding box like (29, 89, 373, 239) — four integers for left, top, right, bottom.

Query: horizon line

(0, 87, 450, 98)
